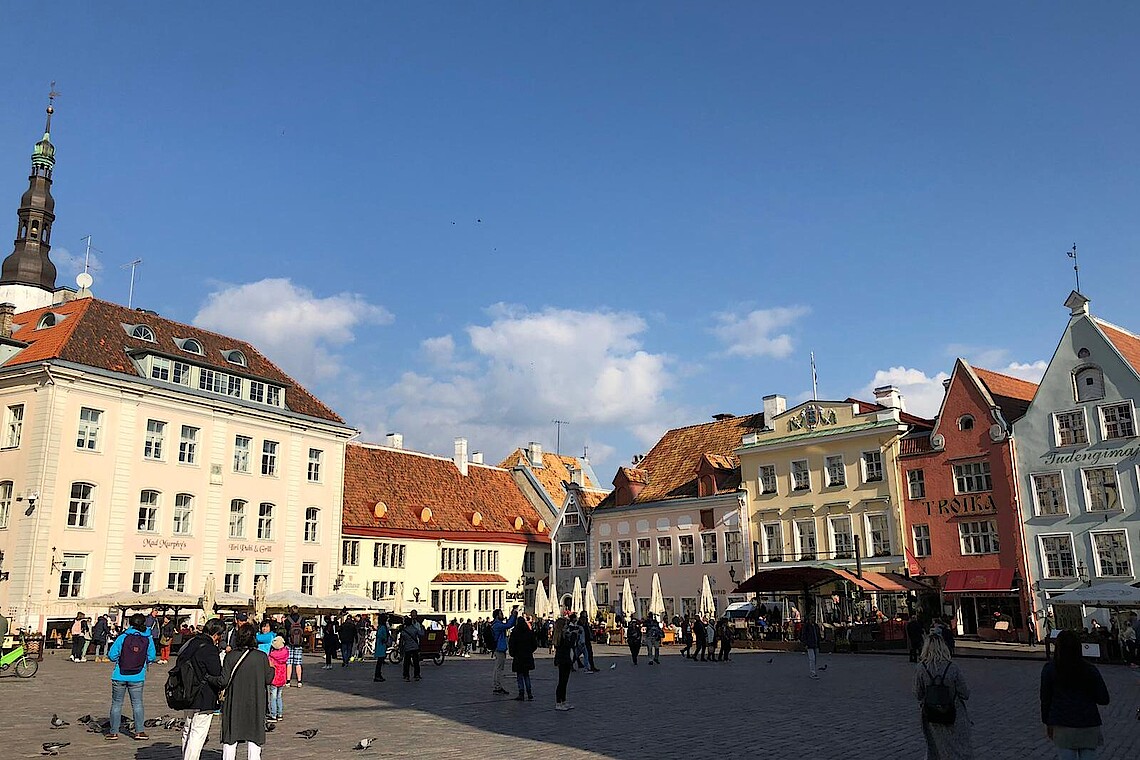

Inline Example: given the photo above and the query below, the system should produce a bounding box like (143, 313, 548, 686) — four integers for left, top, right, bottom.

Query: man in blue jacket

(490, 605, 518, 695)
(106, 613, 157, 740)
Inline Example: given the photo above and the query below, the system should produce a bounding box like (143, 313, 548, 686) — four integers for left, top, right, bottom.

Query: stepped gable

(344, 443, 547, 542)
(2, 298, 342, 422)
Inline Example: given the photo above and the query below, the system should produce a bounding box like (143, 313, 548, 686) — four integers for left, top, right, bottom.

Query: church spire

(1, 86, 60, 296)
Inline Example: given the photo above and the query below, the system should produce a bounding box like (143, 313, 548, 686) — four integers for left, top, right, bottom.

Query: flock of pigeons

(42, 713, 376, 756)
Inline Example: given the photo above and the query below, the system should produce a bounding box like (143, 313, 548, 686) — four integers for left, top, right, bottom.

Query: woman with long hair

(321, 615, 339, 670)
(1041, 629, 1110, 758)
(508, 614, 537, 701)
(552, 616, 574, 711)
(912, 633, 973, 758)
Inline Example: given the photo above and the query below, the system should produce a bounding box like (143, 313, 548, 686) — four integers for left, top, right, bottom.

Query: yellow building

(737, 390, 932, 578)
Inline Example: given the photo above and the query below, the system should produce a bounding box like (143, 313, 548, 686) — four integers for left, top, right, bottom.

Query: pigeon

(296, 729, 318, 740)
(354, 738, 377, 750)
(50, 714, 69, 729)
(609, 663, 616, 670)
(265, 723, 276, 732)
(42, 742, 69, 756)
(766, 658, 774, 664)
(819, 664, 828, 671)
(76, 715, 92, 725)
(143, 719, 161, 728)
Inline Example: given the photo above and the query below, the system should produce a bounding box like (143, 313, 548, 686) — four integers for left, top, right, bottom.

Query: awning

(734, 564, 900, 594)
(941, 568, 1016, 594)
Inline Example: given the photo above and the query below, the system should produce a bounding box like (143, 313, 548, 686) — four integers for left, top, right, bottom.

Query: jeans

(555, 661, 571, 703)
(267, 685, 283, 719)
(646, 642, 660, 663)
(492, 650, 508, 690)
(222, 742, 262, 760)
(807, 647, 818, 676)
(181, 710, 214, 760)
(341, 643, 353, 666)
(628, 642, 640, 664)
(515, 672, 532, 696)
(402, 650, 420, 679)
(109, 680, 145, 735)
(93, 639, 107, 657)
(373, 651, 385, 679)
(1056, 749, 1098, 760)
(694, 641, 706, 660)
(71, 636, 87, 660)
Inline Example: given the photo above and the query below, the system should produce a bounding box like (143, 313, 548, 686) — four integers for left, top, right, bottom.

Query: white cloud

(193, 278, 392, 385)
(421, 335, 455, 366)
(994, 360, 1047, 384)
(858, 366, 951, 419)
(51, 246, 104, 284)
(712, 306, 809, 358)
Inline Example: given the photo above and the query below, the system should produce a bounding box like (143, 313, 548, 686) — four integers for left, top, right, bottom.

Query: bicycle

(1, 632, 40, 678)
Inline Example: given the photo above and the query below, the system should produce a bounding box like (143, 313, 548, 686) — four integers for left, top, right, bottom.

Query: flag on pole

(905, 547, 921, 576)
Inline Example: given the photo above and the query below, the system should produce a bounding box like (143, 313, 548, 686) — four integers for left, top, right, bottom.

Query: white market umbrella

(214, 591, 253, 610)
(201, 575, 216, 618)
(253, 576, 268, 620)
(549, 582, 559, 616)
(1049, 582, 1140, 608)
(621, 578, 635, 619)
(135, 588, 202, 609)
(699, 575, 716, 618)
(392, 581, 405, 615)
(584, 581, 598, 620)
(571, 577, 584, 614)
(82, 590, 142, 608)
(265, 589, 324, 613)
(534, 580, 549, 619)
(321, 592, 386, 611)
(649, 573, 666, 620)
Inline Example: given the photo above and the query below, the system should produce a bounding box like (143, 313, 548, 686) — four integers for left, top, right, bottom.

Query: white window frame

(701, 532, 718, 564)
(137, 489, 159, 533)
(4, 403, 24, 449)
(342, 539, 360, 567)
(678, 534, 695, 565)
(1099, 400, 1136, 440)
(233, 435, 251, 473)
(144, 419, 166, 460)
(1082, 466, 1121, 512)
(907, 469, 926, 499)
(725, 530, 743, 563)
(865, 512, 892, 556)
(791, 459, 811, 492)
(68, 482, 94, 528)
(598, 541, 612, 568)
(0, 480, 13, 529)
(563, 510, 581, 528)
(758, 464, 777, 495)
(150, 356, 171, 382)
(825, 455, 846, 487)
(1053, 408, 1089, 447)
(58, 553, 87, 598)
(861, 450, 884, 483)
(1031, 471, 1067, 516)
(657, 536, 673, 565)
(829, 515, 854, 559)
(637, 537, 652, 567)
(912, 524, 931, 558)
(762, 522, 783, 562)
(173, 493, 194, 535)
(172, 360, 191, 386)
(307, 448, 323, 482)
(303, 507, 319, 542)
(257, 502, 274, 540)
(953, 460, 992, 494)
(958, 520, 1000, 555)
(178, 425, 199, 465)
(253, 559, 270, 589)
(795, 518, 817, 560)
(1090, 529, 1133, 578)
(76, 407, 102, 451)
(300, 562, 316, 595)
(617, 539, 632, 568)
(573, 541, 587, 567)
(262, 440, 279, 477)
(224, 558, 243, 594)
(228, 498, 246, 539)
(132, 555, 156, 593)
(1038, 533, 1077, 579)
(168, 556, 190, 592)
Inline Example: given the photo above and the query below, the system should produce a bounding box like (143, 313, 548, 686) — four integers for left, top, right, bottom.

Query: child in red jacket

(268, 636, 289, 721)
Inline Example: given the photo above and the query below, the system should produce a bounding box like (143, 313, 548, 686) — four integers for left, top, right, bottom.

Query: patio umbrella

(549, 581, 558, 616)
(201, 575, 216, 618)
(649, 573, 666, 620)
(1048, 582, 1140, 608)
(571, 577, 584, 614)
(135, 588, 202, 609)
(699, 575, 716, 618)
(214, 591, 254, 610)
(392, 581, 404, 615)
(584, 581, 598, 620)
(621, 578, 635, 619)
(321, 592, 386, 611)
(265, 589, 325, 614)
(253, 576, 268, 620)
(534, 580, 549, 618)
(81, 590, 142, 608)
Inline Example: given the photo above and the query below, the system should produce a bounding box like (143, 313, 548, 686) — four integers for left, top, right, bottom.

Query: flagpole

(810, 352, 818, 401)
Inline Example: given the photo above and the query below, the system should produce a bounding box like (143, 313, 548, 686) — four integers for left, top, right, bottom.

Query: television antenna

(552, 419, 570, 456)
(121, 258, 143, 308)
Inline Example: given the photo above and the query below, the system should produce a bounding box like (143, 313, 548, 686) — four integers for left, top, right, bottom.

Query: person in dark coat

(693, 615, 708, 661)
(91, 614, 111, 663)
(321, 616, 339, 670)
(552, 617, 574, 711)
(577, 611, 599, 672)
(1041, 629, 1111, 756)
(220, 623, 273, 760)
(905, 614, 924, 663)
(508, 615, 538, 701)
(626, 617, 643, 665)
(338, 616, 357, 667)
(177, 619, 229, 760)
(679, 616, 692, 659)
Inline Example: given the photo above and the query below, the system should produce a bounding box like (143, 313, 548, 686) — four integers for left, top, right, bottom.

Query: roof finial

(45, 81, 60, 135)
(1066, 243, 1080, 293)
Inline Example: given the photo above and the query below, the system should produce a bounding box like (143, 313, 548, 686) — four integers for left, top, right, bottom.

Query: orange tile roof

(344, 443, 548, 543)
(1096, 319, 1140, 377)
(497, 448, 602, 504)
(577, 489, 609, 513)
(973, 366, 1038, 423)
(601, 412, 767, 506)
(3, 298, 343, 422)
(431, 573, 509, 584)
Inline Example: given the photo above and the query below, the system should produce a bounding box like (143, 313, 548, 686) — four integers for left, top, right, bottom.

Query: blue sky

(3, 4, 1140, 473)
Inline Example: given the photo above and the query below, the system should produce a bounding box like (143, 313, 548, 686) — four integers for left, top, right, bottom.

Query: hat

(235, 612, 249, 622)
(271, 635, 285, 650)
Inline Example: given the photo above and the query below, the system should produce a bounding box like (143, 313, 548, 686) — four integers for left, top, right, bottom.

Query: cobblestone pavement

(3, 646, 1138, 759)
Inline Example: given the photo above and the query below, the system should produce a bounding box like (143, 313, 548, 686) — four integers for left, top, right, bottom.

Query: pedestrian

(627, 616, 643, 665)
(800, 617, 821, 679)
(460, 618, 473, 657)
(936, 617, 956, 656)
(70, 612, 89, 663)
(679, 616, 692, 659)
(91, 614, 110, 663)
(718, 618, 733, 662)
(267, 636, 288, 722)
(220, 623, 273, 760)
(705, 618, 718, 661)
(491, 605, 519, 695)
(354, 614, 371, 661)
(105, 612, 157, 741)
(905, 614, 924, 663)
(508, 614, 537, 701)
(644, 613, 663, 665)
(1041, 629, 1111, 758)
(578, 611, 599, 672)
(321, 616, 339, 670)
(693, 615, 707, 661)
(255, 620, 274, 655)
(373, 616, 390, 682)
(447, 619, 460, 656)
(400, 611, 424, 682)
(159, 615, 175, 664)
(552, 616, 574, 711)
(176, 618, 228, 760)
(913, 633, 973, 758)
(284, 605, 305, 687)
(338, 615, 357, 667)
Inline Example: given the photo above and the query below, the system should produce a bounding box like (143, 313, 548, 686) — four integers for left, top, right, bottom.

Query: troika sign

(923, 494, 998, 517)
(1039, 445, 1140, 467)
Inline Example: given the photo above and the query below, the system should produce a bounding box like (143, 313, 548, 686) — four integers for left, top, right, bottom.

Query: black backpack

(922, 663, 957, 725)
(164, 638, 205, 709)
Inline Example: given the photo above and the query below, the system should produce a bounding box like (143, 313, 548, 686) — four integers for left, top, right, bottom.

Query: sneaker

(266, 718, 277, 724)
(564, 703, 575, 710)
(68, 656, 76, 662)
(105, 734, 119, 741)
(296, 683, 302, 688)
(555, 703, 570, 712)
(527, 693, 533, 701)
(373, 676, 385, 682)
(133, 732, 150, 741)
(810, 674, 819, 680)
(414, 676, 421, 681)
(403, 677, 410, 682)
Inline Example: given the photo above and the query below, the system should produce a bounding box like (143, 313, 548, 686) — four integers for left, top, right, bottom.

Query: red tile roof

(1096, 319, 1140, 378)
(497, 448, 602, 504)
(2, 298, 343, 422)
(577, 489, 609, 513)
(431, 573, 509, 584)
(344, 443, 548, 543)
(973, 366, 1038, 423)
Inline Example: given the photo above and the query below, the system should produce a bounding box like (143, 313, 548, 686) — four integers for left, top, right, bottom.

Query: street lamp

(333, 569, 345, 591)
(1076, 561, 1089, 587)
(728, 565, 737, 585)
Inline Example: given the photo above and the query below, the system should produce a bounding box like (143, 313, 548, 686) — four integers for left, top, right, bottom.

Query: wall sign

(923, 493, 997, 517)
(142, 538, 189, 551)
(1039, 445, 1139, 467)
(228, 542, 274, 554)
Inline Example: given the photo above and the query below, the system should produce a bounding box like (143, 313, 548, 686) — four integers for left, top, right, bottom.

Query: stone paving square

(2, 647, 1138, 759)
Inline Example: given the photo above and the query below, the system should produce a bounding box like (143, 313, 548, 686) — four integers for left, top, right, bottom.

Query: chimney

(527, 442, 543, 468)
(0, 303, 14, 339)
(568, 465, 584, 486)
(762, 394, 787, 429)
(470, 451, 484, 465)
(453, 437, 469, 476)
(385, 432, 403, 449)
(874, 385, 906, 413)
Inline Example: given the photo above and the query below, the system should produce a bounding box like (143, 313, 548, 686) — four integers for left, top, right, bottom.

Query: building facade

(549, 481, 608, 609)
(341, 437, 550, 617)
(898, 360, 1037, 636)
(1014, 292, 1140, 632)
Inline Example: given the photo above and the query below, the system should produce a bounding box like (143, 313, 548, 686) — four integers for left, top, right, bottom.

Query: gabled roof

(1095, 319, 1140, 378)
(344, 443, 548, 543)
(598, 412, 767, 507)
(497, 448, 605, 505)
(973, 366, 1037, 423)
(563, 483, 610, 516)
(843, 398, 933, 428)
(2, 297, 343, 423)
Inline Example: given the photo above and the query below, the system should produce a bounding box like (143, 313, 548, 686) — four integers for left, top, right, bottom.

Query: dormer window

(36, 312, 60, 329)
(958, 415, 975, 431)
(224, 350, 247, 367)
(1074, 365, 1105, 403)
(130, 325, 156, 342)
(178, 338, 204, 355)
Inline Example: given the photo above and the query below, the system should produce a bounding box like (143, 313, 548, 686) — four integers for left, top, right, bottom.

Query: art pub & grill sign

(921, 493, 998, 517)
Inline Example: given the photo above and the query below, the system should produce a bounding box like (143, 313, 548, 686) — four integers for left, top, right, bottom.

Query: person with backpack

(373, 617, 390, 683)
(552, 616, 574, 711)
(221, 623, 274, 760)
(577, 611, 599, 672)
(267, 636, 289, 722)
(400, 611, 424, 682)
(170, 618, 228, 760)
(92, 614, 111, 663)
(644, 613, 664, 665)
(626, 616, 643, 665)
(1041, 629, 1111, 758)
(284, 605, 305, 686)
(69, 612, 90, 662)
(106, 613, 158, 741)
(679, 616, 693, 659)
(508, 614, 537, 701)
(913, 632, 973, 757)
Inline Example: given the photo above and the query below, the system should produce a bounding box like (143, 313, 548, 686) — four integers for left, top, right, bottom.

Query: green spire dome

(31, 103, 56, 173)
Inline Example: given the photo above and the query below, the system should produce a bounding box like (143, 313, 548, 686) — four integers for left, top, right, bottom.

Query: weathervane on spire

(45, 81, 60, 133)
(1066, 243, 1080, 293)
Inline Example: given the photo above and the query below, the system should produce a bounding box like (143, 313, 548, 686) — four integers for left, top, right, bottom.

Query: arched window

(138, 489, 160, 532)
(1074, 366, 1105, 402)
(37, 313, 57, 329)
(226, 350, 247, 367)
(229, 499, 247, 539)
(958, 415, 975, 431)
(257, 502, 274, 540)
(303, 507, 319, 543)
(131, 325, 156, 342)
(173, 493, 194, 535)
(180, 338, 204, 355)
(68, 482, 94, 528)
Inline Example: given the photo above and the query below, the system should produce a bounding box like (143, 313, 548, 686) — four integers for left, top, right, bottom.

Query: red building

(898, 360, 1038, 638)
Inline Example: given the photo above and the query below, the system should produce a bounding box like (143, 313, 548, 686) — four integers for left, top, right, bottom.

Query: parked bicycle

(1, 631, 40, 678)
